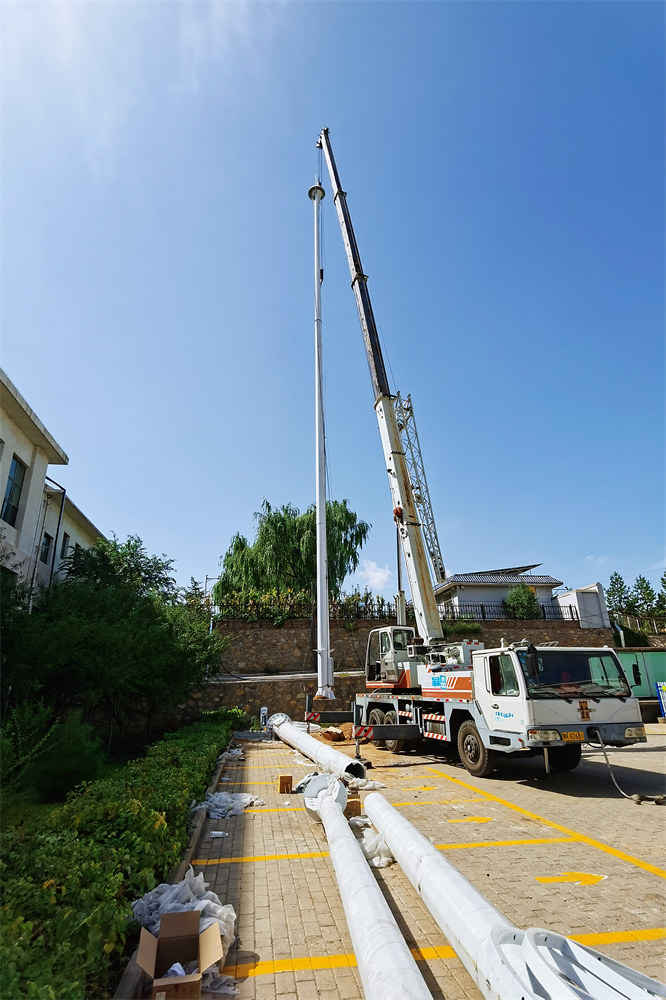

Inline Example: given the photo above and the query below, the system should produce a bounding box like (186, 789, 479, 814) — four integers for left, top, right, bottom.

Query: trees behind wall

(605, 570, 666, 618)
(214, 498, 370, 601)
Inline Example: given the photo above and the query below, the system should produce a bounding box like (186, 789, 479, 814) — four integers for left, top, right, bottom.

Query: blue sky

(2, 1, 664, 598)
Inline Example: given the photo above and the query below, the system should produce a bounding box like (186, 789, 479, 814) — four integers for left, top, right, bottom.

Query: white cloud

(583, 554, 611, 570)
(3, 1, 283, 180)
(351, 559, 394, 593)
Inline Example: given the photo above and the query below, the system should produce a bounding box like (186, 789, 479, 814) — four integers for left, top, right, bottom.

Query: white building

(0, 369, 104, 586)
(553, 583, 611, 629)
(433, 564, 568, 621)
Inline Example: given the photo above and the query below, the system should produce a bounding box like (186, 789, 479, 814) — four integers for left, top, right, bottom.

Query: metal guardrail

(440, 603, 578, 622)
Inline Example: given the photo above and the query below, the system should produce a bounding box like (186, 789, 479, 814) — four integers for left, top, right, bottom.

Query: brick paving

(190, 730, 666, 998)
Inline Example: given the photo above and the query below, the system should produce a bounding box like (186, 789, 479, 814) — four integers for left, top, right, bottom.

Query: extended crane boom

(317, 127, 443, 644)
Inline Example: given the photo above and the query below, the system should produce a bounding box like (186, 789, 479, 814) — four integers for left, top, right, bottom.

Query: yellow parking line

(193, 850, 330, 866)
(222, 931, 665, 979)
(246, 806, 305, 813)
(218, 781, 278, 787)
(222, 944, 456, 978)
(428, 767, 666, 879)
(447, 817, 493, 824)
(393, 797, 482, 807)
(437, 837, 578, 850)
(574, 928, 666, 946)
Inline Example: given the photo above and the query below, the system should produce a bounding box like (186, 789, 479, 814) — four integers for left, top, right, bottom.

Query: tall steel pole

(309, 178, 334, 698)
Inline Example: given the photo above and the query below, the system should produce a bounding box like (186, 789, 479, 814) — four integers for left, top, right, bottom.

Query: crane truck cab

(358, 639, 646, 777)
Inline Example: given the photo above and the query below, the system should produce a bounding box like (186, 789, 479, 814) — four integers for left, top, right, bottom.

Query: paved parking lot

(192, 728, 666, 999)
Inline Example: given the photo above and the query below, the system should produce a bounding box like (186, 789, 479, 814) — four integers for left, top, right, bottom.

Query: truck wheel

(458, 721, 496, 777)
(548, 744, 582, 772)
(368, 709, 386, 748)
(383, 711, 404, 754)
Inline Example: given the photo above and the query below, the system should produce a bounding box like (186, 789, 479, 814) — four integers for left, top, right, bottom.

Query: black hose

(589, 728, 665, 805)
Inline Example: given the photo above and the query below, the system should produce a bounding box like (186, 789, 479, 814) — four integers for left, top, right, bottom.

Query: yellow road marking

(193, 850, 329, 866)
(437, 837, 578, 850)
(405, 786, 438, 791)
(218, 781, 282, 787)
(428, 767, 666, 879)
(447, 816, 493, 824)
(247, 806, 305, 813)
(222, 930, 666, 979)
(222, 944, 456, 978)
(536, 871, 606, 886)
(575, 928, 666, 945)
(195, 838, 576, 865)
(393, 797, 481, 807)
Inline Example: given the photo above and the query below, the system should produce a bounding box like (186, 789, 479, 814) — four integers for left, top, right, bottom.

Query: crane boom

(317, 128, 443, 643)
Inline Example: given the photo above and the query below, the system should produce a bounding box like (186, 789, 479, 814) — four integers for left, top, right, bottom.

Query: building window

(60, 532, 70, 559)
(40, 532, 53, 564)
(1, 456, 27, 528)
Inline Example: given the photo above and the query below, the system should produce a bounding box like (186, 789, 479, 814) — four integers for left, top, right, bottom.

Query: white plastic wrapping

(316, 784, 432, 1000)
(272, 717, 366, 780)
(132, 866, 236, 960)
(193, 792, 265, 819)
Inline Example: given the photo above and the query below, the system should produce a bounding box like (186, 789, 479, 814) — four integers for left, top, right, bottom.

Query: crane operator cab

(366, 626, 420, 688)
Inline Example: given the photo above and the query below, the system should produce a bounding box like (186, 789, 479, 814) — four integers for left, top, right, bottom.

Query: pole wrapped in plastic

(365, 793, 665, 1000)
(270, 715, 366, 780)
(315, 784, 433, 1000)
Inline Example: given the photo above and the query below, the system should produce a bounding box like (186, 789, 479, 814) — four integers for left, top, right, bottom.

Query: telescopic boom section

(317, 128, 443, 643)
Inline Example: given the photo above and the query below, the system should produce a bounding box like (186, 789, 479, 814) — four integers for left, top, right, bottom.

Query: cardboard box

(136, 911, 223, 1000)
(278, 775, 292, 793)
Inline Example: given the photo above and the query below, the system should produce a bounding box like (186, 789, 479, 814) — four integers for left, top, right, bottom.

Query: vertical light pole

(309, 178, 334, 698)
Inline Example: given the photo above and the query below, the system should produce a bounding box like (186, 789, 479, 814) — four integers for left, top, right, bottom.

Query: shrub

(0, 708, 244, 1000)
(22, 713, 107, 802)
(503, 584, 542, 620)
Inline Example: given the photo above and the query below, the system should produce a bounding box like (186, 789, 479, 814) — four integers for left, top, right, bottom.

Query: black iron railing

(439, 602, 578, 622)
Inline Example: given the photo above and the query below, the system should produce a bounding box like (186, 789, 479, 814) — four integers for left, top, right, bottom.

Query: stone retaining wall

(177, 673, 366, 725)
(215, 617, 615, 677)
(177, 618, 615, 723)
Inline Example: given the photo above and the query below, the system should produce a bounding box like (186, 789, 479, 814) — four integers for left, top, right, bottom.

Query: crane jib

(318, 128, 391, 401)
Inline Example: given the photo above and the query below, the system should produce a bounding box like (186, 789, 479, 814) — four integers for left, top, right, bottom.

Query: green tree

(630, 574, 657, 617)
(214, 499, 370, 600)
(604, 571, 631, 615)
(503, 583, 542, 620)
(2, 537, 225, 747)
(655, 571, 666, 615)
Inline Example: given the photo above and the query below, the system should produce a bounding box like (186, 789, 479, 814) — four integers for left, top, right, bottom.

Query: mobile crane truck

(309, 127, 646, 778)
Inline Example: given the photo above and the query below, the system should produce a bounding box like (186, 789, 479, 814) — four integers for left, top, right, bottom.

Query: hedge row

(0, 708, 245, 1000)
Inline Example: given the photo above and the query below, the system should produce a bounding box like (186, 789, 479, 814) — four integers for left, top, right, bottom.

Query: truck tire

(368, 709, 386, 748)
(383, 711, 404, 754)
(548, 744, 582, 772)
(458, 721, 496, 777)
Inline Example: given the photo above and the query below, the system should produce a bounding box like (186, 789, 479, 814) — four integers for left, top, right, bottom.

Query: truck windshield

(516, 650, 631, 699)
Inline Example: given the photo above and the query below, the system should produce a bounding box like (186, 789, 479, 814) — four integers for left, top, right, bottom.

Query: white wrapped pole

(365, 792, 511, 991)
(270, 714, 366, 780)
(316, 786, 433, 1000)
(365, 794, 665, 1000)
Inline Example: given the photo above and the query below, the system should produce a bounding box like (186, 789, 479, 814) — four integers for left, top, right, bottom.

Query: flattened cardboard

(136, 910, 224, 1000)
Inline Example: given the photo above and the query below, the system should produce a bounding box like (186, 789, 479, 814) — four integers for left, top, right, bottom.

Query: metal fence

(439, 602, 579, 622)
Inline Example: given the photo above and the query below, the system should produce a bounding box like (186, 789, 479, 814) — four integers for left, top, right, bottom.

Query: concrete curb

(113, 743, 234, 1000)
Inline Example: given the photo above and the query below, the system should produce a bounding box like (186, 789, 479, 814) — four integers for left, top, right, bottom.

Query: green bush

(0, 708, 244, 1000)
(503, 583, 543, 620)
(22, 713, 107, 802)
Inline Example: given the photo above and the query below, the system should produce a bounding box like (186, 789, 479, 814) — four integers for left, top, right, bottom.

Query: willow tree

(214, 499, 369, 599)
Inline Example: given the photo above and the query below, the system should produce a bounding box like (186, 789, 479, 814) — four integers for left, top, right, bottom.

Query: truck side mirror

(524, 653, 538, 680)
(632, 661, 641, 686)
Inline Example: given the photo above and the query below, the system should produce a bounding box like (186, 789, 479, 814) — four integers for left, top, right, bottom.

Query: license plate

(562, 731, 584, 742)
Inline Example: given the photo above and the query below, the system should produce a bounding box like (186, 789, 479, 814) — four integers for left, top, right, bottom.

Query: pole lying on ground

(310, 782, 433, 1000)
(365, 793, 665, 1000)
(270, 714, 366, 780)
